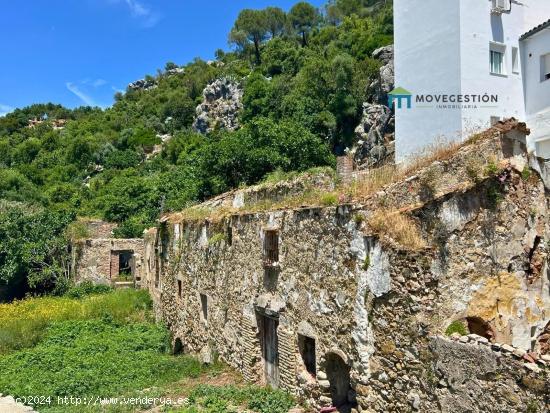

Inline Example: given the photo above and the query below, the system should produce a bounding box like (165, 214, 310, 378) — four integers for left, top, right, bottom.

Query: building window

(298, 334, 316, 377)
(263, 229, 279, 266)
(490, 43, 506, 75)
(200, 293, 208, 322)
(542, 53, 550, 82)
(177, 280, 182, 298)
(492, 0, 510, 10)
(512, 47, 519, 74)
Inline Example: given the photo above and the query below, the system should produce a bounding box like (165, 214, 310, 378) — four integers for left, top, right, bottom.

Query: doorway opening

(258, 313, 279, 388)
(326, 352, 356, 412)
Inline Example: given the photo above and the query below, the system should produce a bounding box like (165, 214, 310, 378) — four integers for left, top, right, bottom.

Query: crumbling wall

(142, 123, 550, 412)
(74, 238, 145, 286)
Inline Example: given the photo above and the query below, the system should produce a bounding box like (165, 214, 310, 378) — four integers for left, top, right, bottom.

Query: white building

(394, 0, 550, 162)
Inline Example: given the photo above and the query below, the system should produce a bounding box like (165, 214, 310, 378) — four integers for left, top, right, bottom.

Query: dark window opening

(118, 251, 133, 278)
(466, 317, 495, 342)
(227, 223, 233, 246)
(298, 335, 316, 377)
(264, 230, 279, 265)
(173, 338, 184, 355)
(200, 294, 208, 322)
(177, 280, 182, 298)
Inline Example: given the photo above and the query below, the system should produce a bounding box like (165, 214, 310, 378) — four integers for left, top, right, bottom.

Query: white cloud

(66, 82, 99, 107)
(0, 104, 13, 117)
(109, 0, 161, 28)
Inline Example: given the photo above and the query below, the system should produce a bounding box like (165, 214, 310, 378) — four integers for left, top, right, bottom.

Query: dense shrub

(64, 281, 113, 299)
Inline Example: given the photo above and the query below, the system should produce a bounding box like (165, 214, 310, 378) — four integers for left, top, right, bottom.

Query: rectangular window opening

(200, 293, 208, 322)
(263, 229, 279, 265)
(298, 334, 316, 377)
(177, 280, 182, 298)
(490, 43, 506, 75)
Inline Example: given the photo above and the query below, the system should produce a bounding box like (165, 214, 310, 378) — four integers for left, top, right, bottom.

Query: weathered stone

(138, 121, 550, 413)
(193, 78, 243, 134)
(351, 103, 394, 168)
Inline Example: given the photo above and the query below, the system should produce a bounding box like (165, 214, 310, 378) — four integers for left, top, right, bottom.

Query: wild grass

(172, 138, 479, 226)
(0, 289, 152, 353)
(0, 318, 206, 413)
(167, 385, 295, 413)
(260, 166, 336, 186)
(368, 209, 427, 251)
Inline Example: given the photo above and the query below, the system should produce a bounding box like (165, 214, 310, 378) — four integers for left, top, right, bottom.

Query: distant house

(394, 0, 550, 162)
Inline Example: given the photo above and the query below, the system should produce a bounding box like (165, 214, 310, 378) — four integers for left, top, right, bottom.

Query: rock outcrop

(351, 45, 396, 169)
(128, 78, 156, 92)
(192, 78, 243, 134)
(370, 45, 394, 105)
(352, 103, 395, 168)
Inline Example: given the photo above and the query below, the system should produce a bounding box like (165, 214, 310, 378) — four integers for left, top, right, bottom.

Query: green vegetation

(0, 289, 294, 413)
(521, 167, 531, 181)
(362, 255, 370, 270)
(0, 319, 204, 411)
(0, 0, 393, 298)
(208, 233, 227, 246)
(0, 289, 151, 353)
(169, 385, 295, 413)
(445, 320, 468, 336)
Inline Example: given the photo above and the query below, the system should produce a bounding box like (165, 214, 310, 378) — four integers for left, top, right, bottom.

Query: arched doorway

(325, 353, 356, 412)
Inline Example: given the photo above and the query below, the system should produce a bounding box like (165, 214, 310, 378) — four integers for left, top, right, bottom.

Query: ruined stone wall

(142, 125, 549, 412)
(74, 238, 145, 286)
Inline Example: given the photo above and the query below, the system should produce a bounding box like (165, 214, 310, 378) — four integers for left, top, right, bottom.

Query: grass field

(0, 288, 296, 413)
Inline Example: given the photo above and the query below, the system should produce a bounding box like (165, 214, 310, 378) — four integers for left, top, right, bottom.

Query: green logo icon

(388, 87, 412, 109)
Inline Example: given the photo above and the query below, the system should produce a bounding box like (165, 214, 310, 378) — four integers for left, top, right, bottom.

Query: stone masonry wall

(143, 124, 549, 412)
(74, 238, 145, 286)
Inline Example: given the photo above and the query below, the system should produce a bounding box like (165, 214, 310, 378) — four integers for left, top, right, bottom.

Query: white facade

(522, 27, 550, 155)
(394, 0, 550, 162)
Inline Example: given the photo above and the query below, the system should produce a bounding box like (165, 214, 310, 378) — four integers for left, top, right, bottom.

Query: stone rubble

(448, 334, 548, 373)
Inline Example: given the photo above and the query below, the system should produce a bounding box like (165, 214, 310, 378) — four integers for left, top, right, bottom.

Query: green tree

(264, 7, 287, 38)
(0, 203, 73, 300)
(289, 2, 320, 46)
(229, 9, 269, 64)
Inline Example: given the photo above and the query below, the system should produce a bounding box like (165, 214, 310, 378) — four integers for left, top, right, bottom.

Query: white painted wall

(459, 0, 527, 135)
(394, 0, 550, 162)
(522, 29, 550, 155)
(394, 0, 462, 163)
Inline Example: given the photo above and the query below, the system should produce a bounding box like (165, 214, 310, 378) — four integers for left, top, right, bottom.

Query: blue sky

(0, 0, 325, 116)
